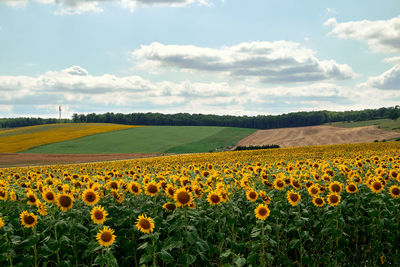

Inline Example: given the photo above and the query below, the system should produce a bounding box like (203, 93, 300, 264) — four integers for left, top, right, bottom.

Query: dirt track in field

(236, 125, 400, 148)
(0, 153, 165, 168)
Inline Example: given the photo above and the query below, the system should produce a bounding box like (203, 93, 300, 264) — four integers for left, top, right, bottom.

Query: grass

(22, 126, 255, 154)
(327, 119, 400, 131)
(165, 127, 256, 153)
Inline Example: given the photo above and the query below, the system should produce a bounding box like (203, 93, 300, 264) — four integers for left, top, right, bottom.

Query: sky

(0, 0, 399, 118)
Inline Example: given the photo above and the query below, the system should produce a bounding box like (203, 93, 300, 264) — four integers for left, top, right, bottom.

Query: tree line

(1, 106, 399, 129)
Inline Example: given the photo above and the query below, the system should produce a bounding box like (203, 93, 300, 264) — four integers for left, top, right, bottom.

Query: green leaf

(234, 256, 246, 267)
(289, 239, 300, 249)
(139, 254, 152, 264)
(159, 250, 173, 262)
(137, 242, 148, 250)
(220, 249, 232, 258)
(94, 254, 108, 266)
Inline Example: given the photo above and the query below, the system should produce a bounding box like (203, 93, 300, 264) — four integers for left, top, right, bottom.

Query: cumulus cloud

(361, 64, 400, 90)
(384, 56, 400, 64)
(132, 42, 356, 84)
(0, 0, 213, 14)
(0, 65, 370, 117)
(325, 15, 400, 53)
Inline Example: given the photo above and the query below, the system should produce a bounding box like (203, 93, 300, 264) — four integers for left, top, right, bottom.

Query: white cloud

(384, 56, 400, 64)
(132, 42, 356, 84)
(361, 64, 400, 90)
(1, 66, 398, 117)
(325, 15, 400, 53)
(0, 0, 213, 14)
(0, 0, 27, 7)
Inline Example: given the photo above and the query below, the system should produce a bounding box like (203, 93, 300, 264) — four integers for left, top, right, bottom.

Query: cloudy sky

(0, 0, 399, 118)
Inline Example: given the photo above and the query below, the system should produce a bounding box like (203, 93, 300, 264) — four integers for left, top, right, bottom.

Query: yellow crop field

(0, 141, 400, 266)
(0, 123, 138, 153)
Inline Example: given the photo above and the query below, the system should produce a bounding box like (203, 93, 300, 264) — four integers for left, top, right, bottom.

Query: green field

(327, 118, 400, 130)
(22, 126, 256, 154)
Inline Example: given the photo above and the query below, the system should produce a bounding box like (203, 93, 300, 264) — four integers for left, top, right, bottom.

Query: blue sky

(0, 0, 399, 118)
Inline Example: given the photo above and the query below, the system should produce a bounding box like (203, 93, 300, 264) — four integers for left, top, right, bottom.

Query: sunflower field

(0, 141, 400, 266)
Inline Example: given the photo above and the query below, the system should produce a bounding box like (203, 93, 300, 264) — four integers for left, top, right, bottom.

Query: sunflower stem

(33, 228, 38, 267)
(152, 239, 157, 267)
(54, 223, 61, 264)
(4, 232, 13, 267)
(261, 221, 265, 267)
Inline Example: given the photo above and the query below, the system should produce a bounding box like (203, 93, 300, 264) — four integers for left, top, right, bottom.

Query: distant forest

(1, 106, 399, 129)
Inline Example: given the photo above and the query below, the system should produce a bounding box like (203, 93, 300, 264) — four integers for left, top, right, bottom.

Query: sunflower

(91, 205, 108, 224)
(389, 185, 400, 198)
(312, 196, 325, 207)
(82, 188, 100, 206)
(162, 202, 176, 212)
(246, 189, 258, 202)
(274, 178, 285, 190)
(0, 217, 4, 228)
(136, 214, 155, 234)
(345, 183, 358, 194)
(0, 189, 7, 201)
(96, 227, 116, 247)
(291, 179, 302, 190)
(20, 210, 37, 228)
(42, 189, 56, 203)
(308, 185, 320, 197)
(26, 191, 38, 206)
(254, 204, 270, 220)
(107, 181, 119, 190)
(329, 181, 342, 194)
(128, 181, 142, 195)
(165, 185, 176, 198)
(145, 182, 159, 196)
(174, 188, 193, 207)
(327, 193, 341, 206)
(10, 191, 18, 201)
(370, 180, 384, 193)
(287, 190, 301, 206)
(207, 190, 222, 205)
(259, 190, 271, 204)
(57, 193, 74, 212)
(36, 201, 48, 216)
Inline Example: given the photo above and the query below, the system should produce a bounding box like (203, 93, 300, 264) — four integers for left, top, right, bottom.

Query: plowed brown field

(0, 153, 164, 168)
(236, 125, 400, 148)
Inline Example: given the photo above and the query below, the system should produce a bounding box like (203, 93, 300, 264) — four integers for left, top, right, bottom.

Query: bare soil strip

(236, 125, 400, 148)
(0, 153, 165, 168)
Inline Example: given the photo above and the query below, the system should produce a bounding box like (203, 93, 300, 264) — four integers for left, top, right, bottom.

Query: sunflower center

(348, 184, 356, 192)
(59, 195, 72, 207)
(210, 194, 221, 203)
(168, 188, 174, 195)
(331, 184, 341, 192)
(110, 182, 118, 189)
(315, 198, 323, 205)
(373, 182, 382, 190)
(177, 191, 190, 204)
(86, 192, 96, 202)
(290, 193, 299, 202)
(258, 207, 267, 216)
(329, 195, 339, 203)
(139, 219, 151, 230)
(311, 188, 318, 195)
(131, 185, 139, 192)
(101, 232, 112, 242)
(28, 195, 36, 203)
(249, 192, 257, 199)
(392, 187, 400, 195)
(94, 211, 104, 220)
(24, 215, 35, 225)
(277, 181, 284, 188)
(147, 185, 158, 194)
(166, 203, 176, 210)
(45, 192, 54, 200)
